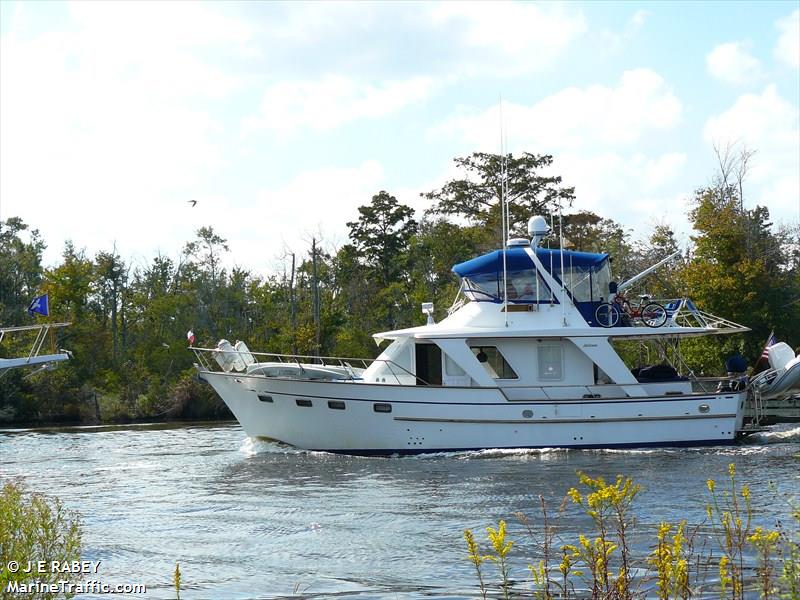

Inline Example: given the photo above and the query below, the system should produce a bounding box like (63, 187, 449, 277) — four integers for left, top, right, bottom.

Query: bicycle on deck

(595, 293, 667, 328)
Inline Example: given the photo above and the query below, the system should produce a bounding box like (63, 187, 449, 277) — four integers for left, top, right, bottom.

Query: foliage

(346, 191, 417, 286)
(423, 152, 575, 239)
(463, 465, 800, 599)
(0, 217, 45, 325)
(0, 480, 82, 599)
(682, 186, 800, 364)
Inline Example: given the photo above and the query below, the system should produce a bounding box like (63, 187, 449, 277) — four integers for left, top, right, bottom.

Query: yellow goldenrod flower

(706, 479, 715, 492)
(486, 520, 513, 558)
(657, 521, 671, 541)
(464, 529, 485, 567)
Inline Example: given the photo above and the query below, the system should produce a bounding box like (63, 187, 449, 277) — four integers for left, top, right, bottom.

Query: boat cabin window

(444, 354, 466, 377)
(538, 345, 564, 381)
(384, 338, 413, 373)
(415, 343, 442, 386)
(464, 269, 553, 303)
(470, 346, 518, 380)
(548, 258, 612, 303)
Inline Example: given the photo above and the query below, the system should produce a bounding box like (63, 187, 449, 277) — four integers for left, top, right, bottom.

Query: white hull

(201, 372, 746, 453)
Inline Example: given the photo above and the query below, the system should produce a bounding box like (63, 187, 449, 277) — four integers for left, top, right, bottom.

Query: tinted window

(538, 345, 563, 381)
(470, 346, 518, 379)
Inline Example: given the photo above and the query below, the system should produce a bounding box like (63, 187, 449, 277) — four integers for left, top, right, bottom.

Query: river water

(1, 422, 798, 599)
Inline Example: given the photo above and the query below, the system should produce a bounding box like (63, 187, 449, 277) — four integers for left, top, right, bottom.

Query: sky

(1, 1, 798, 276)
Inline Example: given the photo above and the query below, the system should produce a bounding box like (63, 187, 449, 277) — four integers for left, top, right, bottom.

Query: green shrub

(0, 480, 82, 599)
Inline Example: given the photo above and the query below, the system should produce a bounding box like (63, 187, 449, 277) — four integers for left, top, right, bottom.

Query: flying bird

(188, 200, 197, 207)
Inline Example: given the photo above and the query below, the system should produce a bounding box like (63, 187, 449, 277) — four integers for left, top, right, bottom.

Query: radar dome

(528, 216, 550, 246)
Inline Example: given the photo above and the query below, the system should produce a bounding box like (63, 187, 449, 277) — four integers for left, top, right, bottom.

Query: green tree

(93, 249, 128, 365)
(683, 186, 799, 368)
(347, 191, 417, 286)
(0, 217, 46, 324)
(423, 152, 575, 241)
(181, 227, 231, 338)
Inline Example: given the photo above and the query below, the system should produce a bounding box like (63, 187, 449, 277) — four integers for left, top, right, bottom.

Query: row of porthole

(257, 394, 392, 413)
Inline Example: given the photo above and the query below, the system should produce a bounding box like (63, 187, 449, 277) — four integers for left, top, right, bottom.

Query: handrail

(0, 323, 71, 361)
(192, 343, 742, 393)
(190, 347, 426, 385)
(631, 297, 749, 333)
(0, 322, 71, 334)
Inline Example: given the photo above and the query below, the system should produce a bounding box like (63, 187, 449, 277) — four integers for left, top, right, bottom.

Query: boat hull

(200, 371, 746, 454)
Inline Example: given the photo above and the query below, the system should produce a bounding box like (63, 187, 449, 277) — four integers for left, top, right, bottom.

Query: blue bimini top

(452, 247, 608, 279)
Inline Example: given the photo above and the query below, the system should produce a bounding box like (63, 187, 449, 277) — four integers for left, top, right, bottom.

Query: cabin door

(415, 343, 442, 386)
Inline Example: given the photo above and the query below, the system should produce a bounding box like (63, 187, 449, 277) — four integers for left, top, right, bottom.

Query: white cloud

(774, 10, 800, 69)
(243, 76, 435, 137)
(703, 85, 800, 223)
(426, 2, 587, 75)
(0, 2, 253, 265)
(600, 9, 650, 54)
(424, 70, 689, 240)
(555, 152, 687, 218)
(630, 10, 650, 29)
(214, 161, 387, 270)
(706, 42, 762, 85)
(432, 69, 681, 150)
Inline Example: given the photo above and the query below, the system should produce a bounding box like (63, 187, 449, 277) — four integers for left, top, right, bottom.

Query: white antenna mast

(558, 202, 567, 325)
(500, 96, 509, 326)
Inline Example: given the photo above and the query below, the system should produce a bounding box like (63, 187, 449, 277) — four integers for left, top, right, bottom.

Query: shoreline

(0, 417, 238, 434)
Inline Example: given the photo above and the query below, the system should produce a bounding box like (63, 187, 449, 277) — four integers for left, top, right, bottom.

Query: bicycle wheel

(595, 303, 620, 327)
(641, 302, 667, 327)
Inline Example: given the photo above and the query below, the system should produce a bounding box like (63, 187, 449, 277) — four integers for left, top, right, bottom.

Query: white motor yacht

(194, 216, 752, 454)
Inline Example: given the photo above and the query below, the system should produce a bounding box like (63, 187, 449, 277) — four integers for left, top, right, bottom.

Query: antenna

(500, 96, 509, 327)
(549, 214, 555, 305)
(558, 203, 567, 325)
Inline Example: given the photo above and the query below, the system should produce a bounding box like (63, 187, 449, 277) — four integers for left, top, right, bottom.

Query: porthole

(522, 410, 533, 418)
(698, 404, 710, 414)
(258, 394, 273, 403)
(296, 399, 313, 407)
(328, 400, 346, 410)
(373, 403, 392, 413)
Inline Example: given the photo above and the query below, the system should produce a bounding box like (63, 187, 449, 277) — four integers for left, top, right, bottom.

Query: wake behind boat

(191, 214, 770, 454)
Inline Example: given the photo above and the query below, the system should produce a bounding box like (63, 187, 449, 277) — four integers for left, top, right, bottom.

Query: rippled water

(1, 422, 798, 599)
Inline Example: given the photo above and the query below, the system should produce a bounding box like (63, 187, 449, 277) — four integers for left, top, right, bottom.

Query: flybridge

(452, 245, 613, 324)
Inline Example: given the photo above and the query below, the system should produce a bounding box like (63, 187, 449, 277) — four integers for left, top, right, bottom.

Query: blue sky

(1, 1, 798, 274)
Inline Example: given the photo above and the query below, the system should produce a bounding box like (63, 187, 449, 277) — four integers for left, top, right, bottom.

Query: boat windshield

(454, 247, 611, 304)
(464, 269, 553, 303)
(552, 260, 612, 303)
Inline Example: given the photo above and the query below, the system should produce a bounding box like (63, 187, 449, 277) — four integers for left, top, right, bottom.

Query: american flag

(760, 331, 777, 359)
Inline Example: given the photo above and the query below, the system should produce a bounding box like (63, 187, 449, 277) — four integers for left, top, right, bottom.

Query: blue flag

(28, 294, 49, 317)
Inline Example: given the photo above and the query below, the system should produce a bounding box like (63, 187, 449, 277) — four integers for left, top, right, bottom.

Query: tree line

(1, 151, 798, 425)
